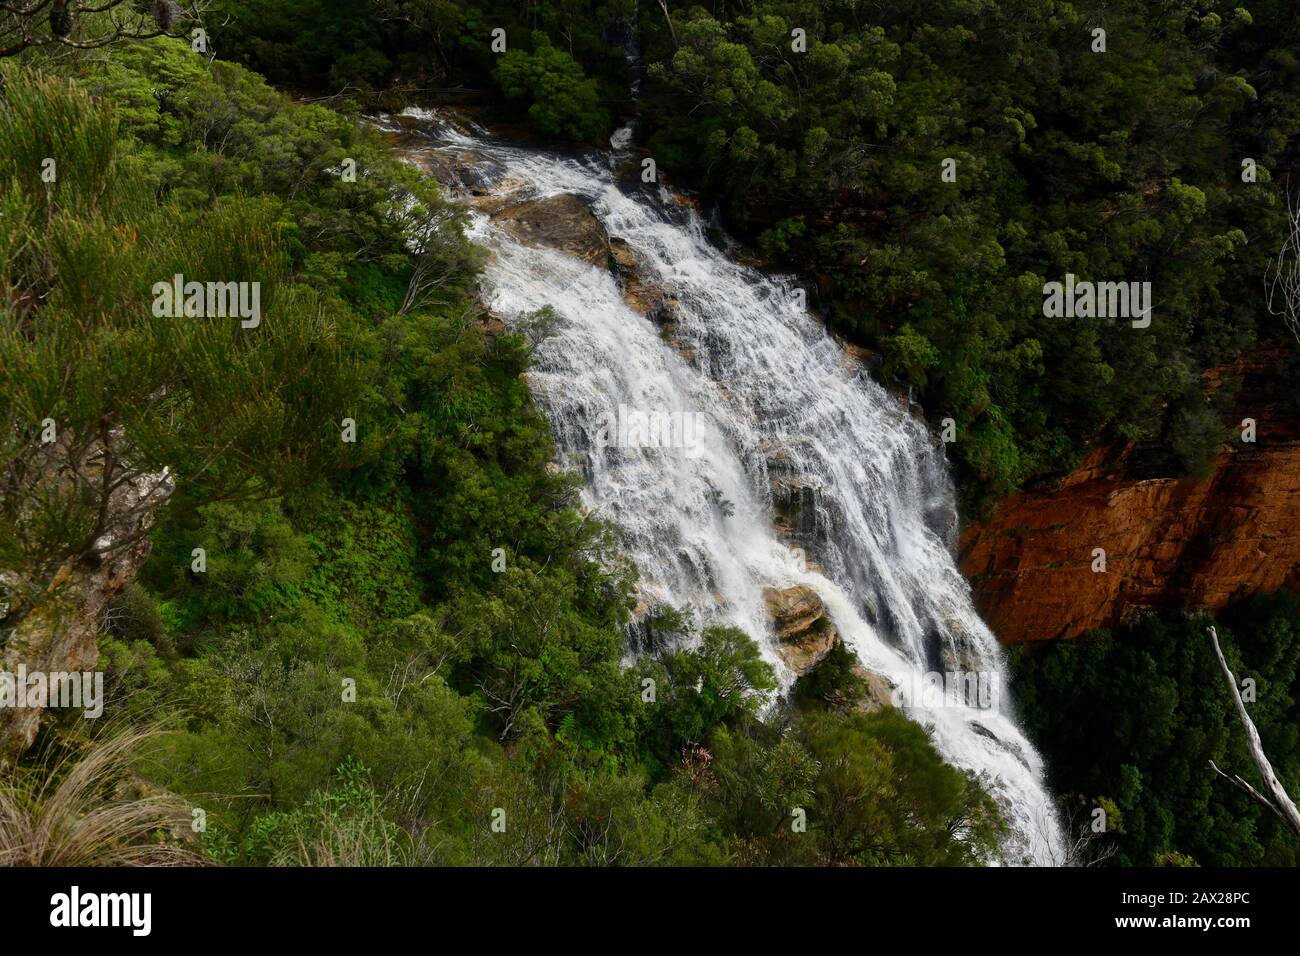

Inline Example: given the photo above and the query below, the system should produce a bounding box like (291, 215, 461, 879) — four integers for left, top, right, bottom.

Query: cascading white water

(384, 109, 1065, 864)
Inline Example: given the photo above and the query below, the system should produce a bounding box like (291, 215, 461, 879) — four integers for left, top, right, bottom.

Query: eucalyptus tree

(0, 68, 361, 759)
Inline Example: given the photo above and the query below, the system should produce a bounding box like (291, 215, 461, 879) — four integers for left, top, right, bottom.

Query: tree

(651, 625, 776, 750)
(1012, 599, 1300, 865)
(1207, 625, 1300, 841)
(1265, 186, 1300, 345)
(0, 69, 362, 760)
(492, 32, 608, 142)
(0, 0, 206, 58)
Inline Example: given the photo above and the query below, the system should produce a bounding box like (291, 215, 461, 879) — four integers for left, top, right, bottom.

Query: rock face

(767, 446, 821, 554)
(492, 193, 610, 266)
(851, 665, 896, 713)
(0, 457, 172, 764)
(762, 584, 837, 674)
(609, 237, 674, 318)
(959, 346, 1300, 643)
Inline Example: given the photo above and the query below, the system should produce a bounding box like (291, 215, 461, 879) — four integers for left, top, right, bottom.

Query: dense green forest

(204, 0, 1300, 507)
(1012, 592, 1300, 867)
(1, 1, 1297, 869)
(0, 30, 1003, 866)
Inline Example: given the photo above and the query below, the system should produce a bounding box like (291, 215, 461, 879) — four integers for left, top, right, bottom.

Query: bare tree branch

(0, 0, 207, 58)
(654, 0, 677, 48)
(1207, 625, 1300, 840)
(1265, 183, 1300, 345)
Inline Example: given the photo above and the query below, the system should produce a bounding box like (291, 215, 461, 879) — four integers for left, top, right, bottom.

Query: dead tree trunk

(1207, 626, 1300, 840)
(655, 0, 677, 47)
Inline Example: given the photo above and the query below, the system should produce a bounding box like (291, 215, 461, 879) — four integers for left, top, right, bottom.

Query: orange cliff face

(958, 345, 1300, 643)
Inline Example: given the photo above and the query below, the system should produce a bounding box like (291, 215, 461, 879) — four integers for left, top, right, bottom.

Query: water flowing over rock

(381, 108, 1065, 864)
(491, 193, 610, 267)
(610, 236, 674, 319)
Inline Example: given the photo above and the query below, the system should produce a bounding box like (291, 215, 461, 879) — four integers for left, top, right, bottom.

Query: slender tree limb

(654, 0, 677, 47)
(1265, 182, 1300, 344)
(1207, 625, 1300, 840)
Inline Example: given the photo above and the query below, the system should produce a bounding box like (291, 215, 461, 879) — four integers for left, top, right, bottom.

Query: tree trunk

(1207, 625, 1300, 840)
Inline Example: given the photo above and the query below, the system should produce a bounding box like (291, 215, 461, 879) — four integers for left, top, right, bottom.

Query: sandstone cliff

(959, 345, 1300, 643)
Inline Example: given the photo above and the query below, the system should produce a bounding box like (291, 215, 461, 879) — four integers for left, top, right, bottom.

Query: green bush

(493, 33, 609, 142)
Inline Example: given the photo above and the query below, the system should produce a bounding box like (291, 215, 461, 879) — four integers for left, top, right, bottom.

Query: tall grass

(0, 725, 203, 866)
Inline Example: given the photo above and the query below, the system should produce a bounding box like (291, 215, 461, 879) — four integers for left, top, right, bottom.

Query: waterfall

(382, 109, 1066, 864)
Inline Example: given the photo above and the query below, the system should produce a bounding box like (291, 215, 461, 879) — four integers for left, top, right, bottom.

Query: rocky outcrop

(402, 145, 481, 194)
(767, 445, 821, 551)
(466, 175, 529, 215)
(609, 237, 676, 319)
(850, 664, 897, 714)
(492, 194, 610, 267)
(959, 345, 1300, 643)
(0, 454, 172, 764)
(762, 584, 837, 674)
(609, 235, 693, 368)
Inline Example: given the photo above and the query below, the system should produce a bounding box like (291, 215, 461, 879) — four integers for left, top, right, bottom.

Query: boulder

(492, 193, 609, 266)
(851, 664, 897, 714)
(405, 147, 478, 189)
(467, 175, 529, 214)
(478, 312, 507, 337)
(762, 584, 836, 674)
